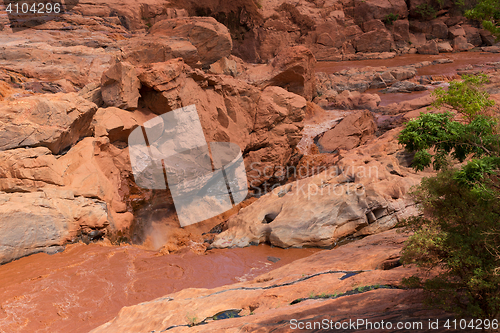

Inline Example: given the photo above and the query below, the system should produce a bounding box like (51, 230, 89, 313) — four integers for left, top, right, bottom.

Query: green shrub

(383, 13, 399, 25)
(465, 0, 500, 40)
(415, 3, 437, 20)
(398, 73, 500, 321)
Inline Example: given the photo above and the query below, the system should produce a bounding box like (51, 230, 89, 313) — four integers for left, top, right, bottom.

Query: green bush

(465, 0, 500, 40)
(415, 3, 437, 20)
(383, 13, 399, 25)
(398, 73, 500, 321)
(277, 3, 315, 33)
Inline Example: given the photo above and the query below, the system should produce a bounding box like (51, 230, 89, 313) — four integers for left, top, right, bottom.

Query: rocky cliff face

(167, 0, 498, 63)
(0, 12, 313, 264)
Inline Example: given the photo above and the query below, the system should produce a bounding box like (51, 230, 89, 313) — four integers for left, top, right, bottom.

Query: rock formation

(210, 127, 432, 249)
(0, 12, 313, 264)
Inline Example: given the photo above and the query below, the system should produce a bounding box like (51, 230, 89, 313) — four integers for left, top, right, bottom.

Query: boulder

(445, 16, 466, 27)
(266, 46, 317, 101)
(246, 86, 307, 187)
(463, 25, 483, 46)
(118, 37, 199, 66)
(0, 93, 97, 154)
(135, 59, 306, 188)
(452, 36, 474, 51)
(363, 19, 386, 33)
(431, 20, 448, 39)
(314, 22, 346, 49)
(409, 20, 432, 34)
(101, 61, 141, 110)
(208, 57, 238, 76)
(149, 17, 232, 66)
(316, 110, 376, 153)
(378, 94, 434, 115)
(354, 29, 393, 53)
(93, 107, 157, 143)
(479, 29, 497, 46)
(352, 0, 408, 24)
(137, 58, 186, 92)
(0, 147, 63, 193)
(417, 40, 439, 55)
(0, 190, 109, 265)
(448, 25, 466, 39)
(437, 41, 453, 53)
(358, 93, 382, 110)
(409, 32, 427, 47)
(238, 46, 317, 101)
(393, 19, 410, 41)
(382, 80, 428, 93)
(344, 24, 364, 39)
(328, 91, 381, 110)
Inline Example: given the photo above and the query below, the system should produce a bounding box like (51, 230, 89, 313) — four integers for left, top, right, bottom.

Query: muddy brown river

(0, 243, 319, 332)
(315, 52, 500, 75)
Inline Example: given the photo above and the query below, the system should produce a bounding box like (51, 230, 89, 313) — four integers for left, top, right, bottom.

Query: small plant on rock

(186, 313, 197, 327)
(383, 13, 399, 25)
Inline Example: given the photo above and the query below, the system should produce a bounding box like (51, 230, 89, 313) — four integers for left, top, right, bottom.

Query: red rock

(437, 41, 453, 53)
(0, 189, 109, 265)
(314, 21, 345, 49)
(239, 46, 317, 101)
(267, 46, 317, 101)
(452, 35, 474, 51)
(118, 37, 199, 66)
(448, 24, 466, 38)
(479, 29, 497, 46)
(101, 62, 141, 110)
(362, 19, 386, 33)
(409, 32, 427, 47)
(409, 20, 432, 34)
(0, 93, 97, 154)
(431, 20, 449, 39)
(149, 17, 232, 66)
(463, 25, 483, 46)
(137, 58, 186, 90)
(317, 110, 377, 152)
(344, 24, 364, 38)
(417, 40, 439, 55)
(354, 29, 393, 53)
(393, 19, 410, 41)
(352, 0, 408, 25)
